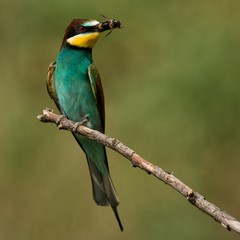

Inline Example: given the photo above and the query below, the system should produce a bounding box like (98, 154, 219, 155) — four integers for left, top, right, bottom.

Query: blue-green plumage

(47, 18, 123, 231)
(55, 47, 99, 126)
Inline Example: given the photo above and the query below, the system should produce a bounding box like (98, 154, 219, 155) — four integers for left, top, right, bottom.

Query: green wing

(88, 63, 105, 132)
(47, 61, 61, 112)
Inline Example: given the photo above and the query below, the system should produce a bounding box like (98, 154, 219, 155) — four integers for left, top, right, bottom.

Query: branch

(37, 108, 240, 234)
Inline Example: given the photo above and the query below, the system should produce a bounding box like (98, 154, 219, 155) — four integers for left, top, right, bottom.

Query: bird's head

(61, 18, 121, 49)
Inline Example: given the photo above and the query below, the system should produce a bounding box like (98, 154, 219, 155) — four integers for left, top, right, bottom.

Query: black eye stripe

(67, 25, 96, 39)
(66, 28, 77, 38)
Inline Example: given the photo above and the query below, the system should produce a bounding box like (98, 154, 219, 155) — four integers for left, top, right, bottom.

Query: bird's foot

(72, 115, 90, 133)
(55, 114, 67, 129)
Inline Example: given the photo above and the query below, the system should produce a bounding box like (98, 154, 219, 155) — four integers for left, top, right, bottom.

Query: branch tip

(37, 114, 44, 120)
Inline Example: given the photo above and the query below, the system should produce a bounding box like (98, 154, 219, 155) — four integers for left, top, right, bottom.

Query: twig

(37, 108, 240, 234)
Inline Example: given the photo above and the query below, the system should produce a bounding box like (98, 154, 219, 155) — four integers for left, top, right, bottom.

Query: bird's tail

(87, 158, 124, 231)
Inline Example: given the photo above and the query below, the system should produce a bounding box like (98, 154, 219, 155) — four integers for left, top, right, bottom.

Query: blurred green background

(1, 0, 240, 239)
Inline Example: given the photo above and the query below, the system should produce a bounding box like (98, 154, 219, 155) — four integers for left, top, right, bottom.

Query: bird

(47, 18, 123, 231)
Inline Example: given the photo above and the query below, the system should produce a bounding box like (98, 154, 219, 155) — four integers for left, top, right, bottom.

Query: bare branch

(37, 108, 240, 234)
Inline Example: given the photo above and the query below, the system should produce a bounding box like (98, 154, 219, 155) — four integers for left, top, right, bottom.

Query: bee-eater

(47, 18, 123, 231)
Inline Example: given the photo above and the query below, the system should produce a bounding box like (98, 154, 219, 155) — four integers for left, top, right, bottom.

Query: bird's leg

(72, 115, 90, 133)
(55, 114, 67, 129)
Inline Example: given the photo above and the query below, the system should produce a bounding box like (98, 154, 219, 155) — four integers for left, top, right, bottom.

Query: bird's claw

(72, 116, 89, 133)
(72, 122, 81, 133)
(55, 114, 66, 128)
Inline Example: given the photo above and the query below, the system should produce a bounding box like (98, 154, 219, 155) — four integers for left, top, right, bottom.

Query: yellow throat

(67, 32, 100, 48)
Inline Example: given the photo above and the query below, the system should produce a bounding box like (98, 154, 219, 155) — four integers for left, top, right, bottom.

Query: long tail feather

(112, 206, 124, 231)
(74, 133, 123, 230)
(87, 158, 123, 231)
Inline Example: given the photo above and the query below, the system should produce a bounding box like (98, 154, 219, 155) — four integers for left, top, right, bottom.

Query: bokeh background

(1, 0, 240, 239)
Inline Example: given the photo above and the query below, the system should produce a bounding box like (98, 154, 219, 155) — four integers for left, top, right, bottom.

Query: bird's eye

(79, 26, 86, 32)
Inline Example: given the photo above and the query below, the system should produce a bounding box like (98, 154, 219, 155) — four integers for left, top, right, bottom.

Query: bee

(98, 15, 122, 36)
